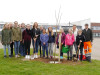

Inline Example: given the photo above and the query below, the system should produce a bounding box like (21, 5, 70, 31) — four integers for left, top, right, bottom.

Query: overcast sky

(0, 0, 100, 24)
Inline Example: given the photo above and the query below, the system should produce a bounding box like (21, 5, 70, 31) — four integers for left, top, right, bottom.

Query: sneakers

(35, 55, 38, 58)
(9, 55, 12, 58)
(15, 55, 20, 58)
(60, 56, 63, 59)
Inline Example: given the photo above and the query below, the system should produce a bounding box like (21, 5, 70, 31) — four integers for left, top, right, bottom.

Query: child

(40, 28, 49, 58)
(65, 29, 75, 60)
(22, 24, 31, 55)
(1, 23, 12, 58)
(56, 28, 66, 59)
(76, 29, 85, 61)
(47, 27, 55, 59)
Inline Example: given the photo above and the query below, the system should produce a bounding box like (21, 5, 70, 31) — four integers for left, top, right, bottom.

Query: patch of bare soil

(22, 57, 84, 65)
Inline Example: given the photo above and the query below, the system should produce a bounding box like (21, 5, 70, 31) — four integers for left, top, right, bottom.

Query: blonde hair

(3, 23, 10, 30)
(68, 28, 73, 35)
(47, 27, 54, 36)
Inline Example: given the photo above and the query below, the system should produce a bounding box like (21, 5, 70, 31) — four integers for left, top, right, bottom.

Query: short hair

(85, 24, 88, 26)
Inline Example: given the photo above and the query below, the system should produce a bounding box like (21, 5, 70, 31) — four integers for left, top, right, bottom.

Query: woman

(56, 28, 66, 59)
(40, 28, 49, 58)
(47, 27, 55, 59)
(23, 24, 31, 55)
(65, 29, 75, 60)
(31, 22, 40, 58)
(1, 23, 12, 58)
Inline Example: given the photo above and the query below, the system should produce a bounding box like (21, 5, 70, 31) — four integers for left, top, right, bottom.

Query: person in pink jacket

(65, 29, 75, 60)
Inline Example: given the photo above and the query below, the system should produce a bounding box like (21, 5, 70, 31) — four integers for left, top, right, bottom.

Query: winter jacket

(40, 33, 49, 46)
(31, 28, 40, 40)
(65, 33, 75, 46)
(76, 34, 85, 47)
(22, 29, 31, 41)
(12, 27, 22, 41)
(56, 32, 66, 45)
(48, 32, 55, 43)
(1, 29, 12, 45)
(82, 28, 93, 42)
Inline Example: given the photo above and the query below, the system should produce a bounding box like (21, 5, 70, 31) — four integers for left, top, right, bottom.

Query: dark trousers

(60, 45, 63, 56)
(42, 45, 48, 57)
(39, 42, 42, 57)
(20, 42, 25, 56)
(77, 46, 83, 61)
(10, 42, 13, 56)
(24, 41, 31, 55)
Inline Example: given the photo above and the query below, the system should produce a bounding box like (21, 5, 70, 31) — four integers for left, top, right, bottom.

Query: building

(91, 23, 100, 37)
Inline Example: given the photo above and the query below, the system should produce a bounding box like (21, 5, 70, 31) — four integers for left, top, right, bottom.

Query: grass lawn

(0, 48, 100, 75)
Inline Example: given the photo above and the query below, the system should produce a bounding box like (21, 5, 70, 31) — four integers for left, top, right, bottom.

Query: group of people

(1, 21, 93, 62)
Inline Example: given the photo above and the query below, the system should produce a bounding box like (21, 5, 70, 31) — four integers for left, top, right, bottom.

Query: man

(12, 21, 22, 58)
(72, 25, 78, 53)
(20, 23, 26, 56)
(82, 24, 93, 62)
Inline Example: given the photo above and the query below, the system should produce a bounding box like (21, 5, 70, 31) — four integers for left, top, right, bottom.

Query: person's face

(85, 25, 88, 29)
(40, 27, 43, 30)
(49, 27, 52, 32)
(60, 29, 63, 33)
(73, 26, 76, 30)
(14, 22, 18, 27)
(5, 24, 9, 28)
(78, 31, 82, 35)
(27, 25, 30, 30)
(21, 24, 25, 28)
(34, 22, 38, 28)
(9, 24, 13, 27)
(43, 29, 46, 33)
(69, 30, 72, 34)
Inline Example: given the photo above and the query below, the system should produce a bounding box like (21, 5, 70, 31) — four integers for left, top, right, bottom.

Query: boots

(88, 56, 91, 62)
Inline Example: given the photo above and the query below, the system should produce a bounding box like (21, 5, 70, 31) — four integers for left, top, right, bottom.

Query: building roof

(91, 23, 100, 26)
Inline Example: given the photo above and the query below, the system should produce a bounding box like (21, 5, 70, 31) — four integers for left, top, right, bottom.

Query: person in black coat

(31, 22, 40, 58)
(76, 29, 85, 61)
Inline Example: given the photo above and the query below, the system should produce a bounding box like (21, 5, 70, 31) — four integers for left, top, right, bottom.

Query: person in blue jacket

(40, 28, 49, 58)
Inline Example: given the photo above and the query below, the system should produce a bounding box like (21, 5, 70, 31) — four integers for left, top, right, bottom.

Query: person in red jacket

(22, 24, 31, 55)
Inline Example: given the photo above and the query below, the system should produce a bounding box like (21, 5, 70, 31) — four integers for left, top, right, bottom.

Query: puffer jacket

(1, 29, 12, 45)
(65, 33, 75, 46)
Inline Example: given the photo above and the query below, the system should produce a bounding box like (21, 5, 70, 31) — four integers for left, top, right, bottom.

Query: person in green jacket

(1, 23, 12, 58)
(12, 21, 22, 58)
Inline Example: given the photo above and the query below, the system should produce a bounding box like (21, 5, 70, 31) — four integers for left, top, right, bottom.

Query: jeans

(20, 42, 25, 56)
(77, 46, 83, 61)
(73, 42, 77, 53)
(32, 39, 39, 53)
(48, 43, 54, 56)
(42, 45, 48, 57)
(14, 41, 20, 55)
(3, 44, 11, 56)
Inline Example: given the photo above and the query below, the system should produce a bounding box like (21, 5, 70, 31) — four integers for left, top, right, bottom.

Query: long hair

(3, 23, 10, 30)
(33, 22, 38, 28)
(47, 27, 54, 36)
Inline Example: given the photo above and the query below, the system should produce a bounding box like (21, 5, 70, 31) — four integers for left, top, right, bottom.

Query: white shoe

(35, 55, 38, 58)
(15, 55, 18, 58)
(31, 56, 34, 60)
(34, 54, 36, 58)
